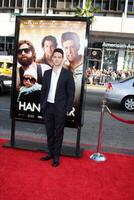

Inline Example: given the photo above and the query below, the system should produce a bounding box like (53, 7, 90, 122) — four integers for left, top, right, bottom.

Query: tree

(75, 0, 99, 22)
(75, 0, 99, 69)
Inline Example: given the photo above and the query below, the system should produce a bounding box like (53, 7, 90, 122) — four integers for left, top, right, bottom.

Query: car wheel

(122, 96, 134, 111)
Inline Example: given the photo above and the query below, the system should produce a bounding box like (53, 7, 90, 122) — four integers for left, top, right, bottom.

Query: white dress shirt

(47, 67, 62, 103)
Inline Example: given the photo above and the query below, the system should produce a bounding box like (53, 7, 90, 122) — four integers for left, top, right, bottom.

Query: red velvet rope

(108, 112, 134, 124)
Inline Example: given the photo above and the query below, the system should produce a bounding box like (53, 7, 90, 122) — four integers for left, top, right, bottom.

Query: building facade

(0, 0, 134, 72)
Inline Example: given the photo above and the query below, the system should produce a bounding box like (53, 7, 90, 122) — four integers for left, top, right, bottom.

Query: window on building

(102, 0, 109, 10)
(93, 0, 102, 10)
(10, 0, 15, 7)
(0, 0, 131, 14)
(0, 36, 14, 55)
(17, 0, 22, 7)
(7, 36, 14, 55)
(56, 1, 65, 9)
(89, 47, 102, 69)
(0, 44, 4, 53)
(0, 36, 6, 54)
(110, 0, 118, 11)
(124, 50, 134, 70)
(66, 0, 72, 9)
(118, 0, 125, 11)
(28, 0, 36, 8)
(4, 0, 9, 7)
(37, 0, 42, 8)
(128, 0, 134, 12)
(103, 48, 118, 71)
(0, 0, 22, 9)
(73, 0, 81, 7)
(93, 0, 126, 12)
(90, 48, 102, 60)
(0, 0, 3, 7)
(50, 0, 57, 8)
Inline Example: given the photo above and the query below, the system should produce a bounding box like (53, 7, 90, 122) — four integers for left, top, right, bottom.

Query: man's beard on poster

(18, 57, 33, 67)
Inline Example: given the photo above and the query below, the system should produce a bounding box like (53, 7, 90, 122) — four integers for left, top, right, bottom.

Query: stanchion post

(90, 100, 106, 162)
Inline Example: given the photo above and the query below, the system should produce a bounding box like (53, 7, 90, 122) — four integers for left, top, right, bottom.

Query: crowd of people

(86, 66, 134, 85)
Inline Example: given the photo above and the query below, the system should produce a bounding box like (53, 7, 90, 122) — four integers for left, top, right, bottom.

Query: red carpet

(0, 140, 134, 200)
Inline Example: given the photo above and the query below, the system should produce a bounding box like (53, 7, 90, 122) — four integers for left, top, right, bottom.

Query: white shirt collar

(53, 67, 62, 75)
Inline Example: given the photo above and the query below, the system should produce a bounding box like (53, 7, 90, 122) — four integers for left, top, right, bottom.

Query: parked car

(0, 56, 13, 94)
(0, 56, 13, 76)
(105, 76, 134, 111)
(0, 75, 12, 94)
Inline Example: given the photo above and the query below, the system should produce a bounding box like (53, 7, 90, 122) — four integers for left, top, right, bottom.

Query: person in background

(40, 48, 75, 167)
(36, 35, 57, 67)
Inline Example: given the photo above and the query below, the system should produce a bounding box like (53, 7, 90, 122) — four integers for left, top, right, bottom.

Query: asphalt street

(0, 85, 134, 155)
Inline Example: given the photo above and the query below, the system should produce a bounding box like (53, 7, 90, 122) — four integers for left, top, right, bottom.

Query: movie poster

(12, 16, 88, 128)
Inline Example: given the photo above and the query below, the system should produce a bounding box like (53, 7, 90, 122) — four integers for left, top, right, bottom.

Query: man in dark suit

(40, 48, 75, 167)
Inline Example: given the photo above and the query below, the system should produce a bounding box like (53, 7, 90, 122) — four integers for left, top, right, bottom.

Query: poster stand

(3, 118, 84, 157)
(3, 16, 89, 158)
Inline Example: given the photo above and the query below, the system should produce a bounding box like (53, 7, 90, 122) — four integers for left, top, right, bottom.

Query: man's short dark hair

(52, 48, 64, 57)
(61, 32, 80, 48)
(41, 35, 57, 48)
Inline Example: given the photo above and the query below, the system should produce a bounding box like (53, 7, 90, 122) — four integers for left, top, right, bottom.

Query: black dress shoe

(40, 154, 53, 161)
(52, 158, 60, 167)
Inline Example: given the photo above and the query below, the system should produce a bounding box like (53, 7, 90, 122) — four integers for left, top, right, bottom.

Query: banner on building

(11, 16, 88, 128)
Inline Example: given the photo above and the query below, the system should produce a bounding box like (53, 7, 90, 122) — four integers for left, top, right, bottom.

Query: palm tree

(75, 0, 99, 22)
(75, 0, 99, 71)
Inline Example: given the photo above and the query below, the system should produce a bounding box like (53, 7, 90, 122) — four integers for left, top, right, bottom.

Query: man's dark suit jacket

(40, 67, 75, 115)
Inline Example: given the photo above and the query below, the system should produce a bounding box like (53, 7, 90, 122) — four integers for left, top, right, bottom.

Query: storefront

(89, 42, 134, 72)
(102, 42, 134, 72)
(0, 36, 14, 56)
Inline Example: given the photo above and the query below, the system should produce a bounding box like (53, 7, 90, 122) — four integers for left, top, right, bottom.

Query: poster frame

(10, 15, 89, 128)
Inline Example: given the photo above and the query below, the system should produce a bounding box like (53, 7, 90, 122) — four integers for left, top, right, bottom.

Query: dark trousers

(44, 102, 66, 158)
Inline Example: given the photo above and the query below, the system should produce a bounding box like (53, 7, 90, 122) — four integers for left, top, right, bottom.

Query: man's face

(62, 40, 79, 62)
(52, 52, 63, 67)
(18, 43, 33, 67)
(43, 40, 56, 58)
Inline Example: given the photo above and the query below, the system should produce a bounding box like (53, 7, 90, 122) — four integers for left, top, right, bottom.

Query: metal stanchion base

(90, 152, 106, 162)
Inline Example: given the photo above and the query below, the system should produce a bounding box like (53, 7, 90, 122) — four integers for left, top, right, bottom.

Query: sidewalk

(1, 108, 133, 156)
(0, 84, 133, 156)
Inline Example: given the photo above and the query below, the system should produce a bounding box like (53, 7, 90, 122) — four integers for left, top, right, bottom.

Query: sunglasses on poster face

(18, 48, 31, 54)
(23, 77, 36, 83)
